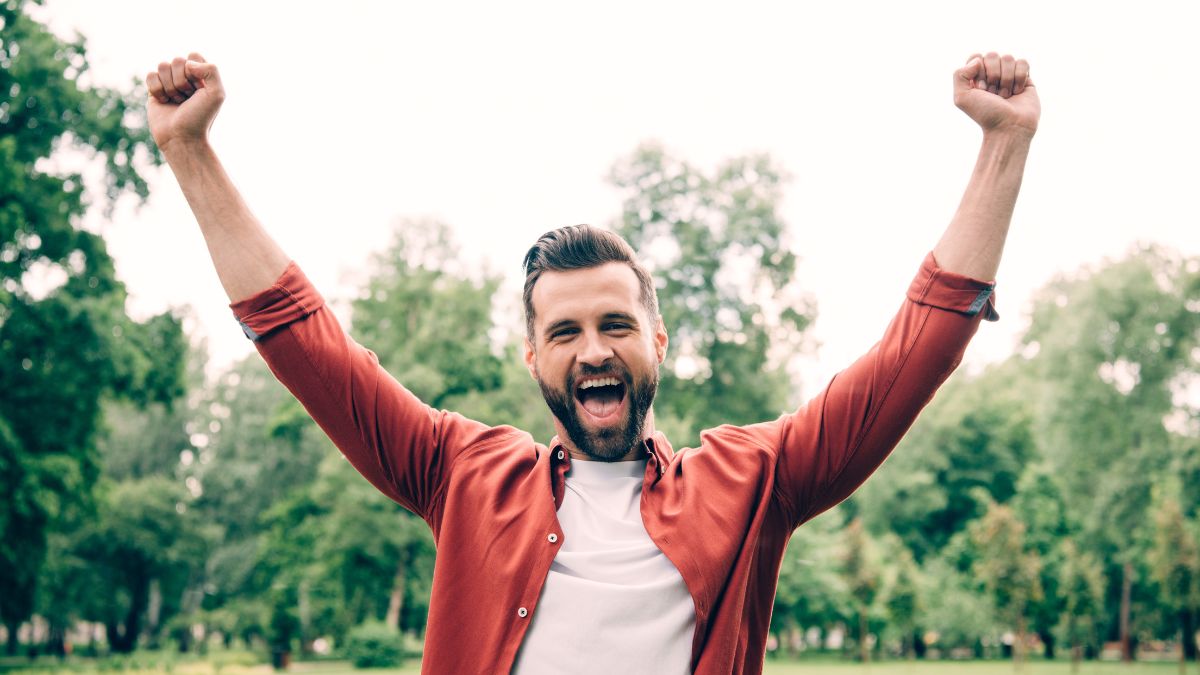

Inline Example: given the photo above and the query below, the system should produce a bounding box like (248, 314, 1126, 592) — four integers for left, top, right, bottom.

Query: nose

(577, 330, 614, 367)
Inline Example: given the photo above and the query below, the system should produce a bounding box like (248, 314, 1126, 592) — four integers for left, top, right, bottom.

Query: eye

(549, 327, 579, 340)
(603, 322, 633, 332)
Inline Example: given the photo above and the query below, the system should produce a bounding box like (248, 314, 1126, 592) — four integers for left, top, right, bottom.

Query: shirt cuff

(906, 252, 999, 321)
(229, 262, 326, 341)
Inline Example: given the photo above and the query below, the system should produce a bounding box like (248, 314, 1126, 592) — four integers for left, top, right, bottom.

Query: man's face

(524, 263, 668, 462)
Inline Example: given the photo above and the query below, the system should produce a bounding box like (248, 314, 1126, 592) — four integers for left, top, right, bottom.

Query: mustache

(568, 362, 630, 390)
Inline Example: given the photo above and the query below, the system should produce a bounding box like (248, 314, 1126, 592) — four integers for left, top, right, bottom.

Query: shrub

(344, 621, 406, 669)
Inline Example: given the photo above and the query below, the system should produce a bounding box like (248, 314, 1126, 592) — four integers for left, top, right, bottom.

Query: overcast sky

(35, 0, 1200, 398)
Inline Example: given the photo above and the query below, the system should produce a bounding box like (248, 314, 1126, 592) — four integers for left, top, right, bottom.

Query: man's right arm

(148, 55, 503, 518)
(147, 54, 289, 302)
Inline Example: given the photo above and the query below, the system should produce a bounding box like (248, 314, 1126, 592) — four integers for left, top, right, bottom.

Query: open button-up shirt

(231, 252, 996, 674)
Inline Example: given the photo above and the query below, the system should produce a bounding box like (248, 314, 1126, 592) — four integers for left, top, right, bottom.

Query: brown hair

(522, 224, 659, 340)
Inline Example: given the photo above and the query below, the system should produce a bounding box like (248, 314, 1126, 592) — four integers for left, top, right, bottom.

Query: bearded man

(147, 51, 1037, 674)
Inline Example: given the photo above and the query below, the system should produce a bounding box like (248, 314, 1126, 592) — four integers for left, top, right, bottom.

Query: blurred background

(2, 0, 1197, 671)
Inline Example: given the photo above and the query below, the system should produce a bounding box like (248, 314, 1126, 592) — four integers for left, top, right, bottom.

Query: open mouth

(574, 375, 628, 424)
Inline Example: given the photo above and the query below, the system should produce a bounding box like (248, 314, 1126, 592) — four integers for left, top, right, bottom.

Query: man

(147, 52, 1037, 674)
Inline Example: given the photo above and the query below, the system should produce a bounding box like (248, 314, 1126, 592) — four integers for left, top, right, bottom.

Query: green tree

(969, 502, 1042, 668)
(1023, 245, 1200, 661)
(609, 144, 815, 443)
(350, 219, 504, 411)
(771, 509, 848, 656)
(72, 477, 203, 653)
(1148, 496, 1200, 669)
(1010, 465, 1073, 659)
(189, 357, 332, 653)
(842, 518, 882, 662)
(1057, 540, 1105, 672)
(855, 358, 1037, 560)
(884, 545, 923, 658)
(0, 0, 183, 653)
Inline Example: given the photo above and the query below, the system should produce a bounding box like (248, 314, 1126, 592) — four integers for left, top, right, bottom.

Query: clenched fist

(954, 53, 1039, 137)
(146, 53, 225, 152)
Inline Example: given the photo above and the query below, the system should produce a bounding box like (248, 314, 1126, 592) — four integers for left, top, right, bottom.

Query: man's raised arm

(772, 53, 1039, 528)
(146, 54, 502, 519)
(933, 52, 1039, 280)
(147, 54, 289, 301)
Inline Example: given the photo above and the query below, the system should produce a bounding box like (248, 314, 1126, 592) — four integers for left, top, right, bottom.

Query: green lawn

(10, 657, 1194, 674)
(282, 660, 1191, 675)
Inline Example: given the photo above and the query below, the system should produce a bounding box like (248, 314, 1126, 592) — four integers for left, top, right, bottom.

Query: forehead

(531, 262, 642, 329)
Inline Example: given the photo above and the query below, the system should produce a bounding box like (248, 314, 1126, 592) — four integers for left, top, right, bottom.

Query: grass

(7, 656, 1194, 674)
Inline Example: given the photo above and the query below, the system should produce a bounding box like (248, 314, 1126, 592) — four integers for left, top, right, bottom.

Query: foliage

(970, 503, 1042, 621)
(344, 621, 407, 668)
(855, 358, 1038, 560)
(772, 509, 849, 636)
(1056, 540, 1105, 660)
(351, 219, 504, 411)
(0, 0, 183, 653)
(72, 476, 206, 652)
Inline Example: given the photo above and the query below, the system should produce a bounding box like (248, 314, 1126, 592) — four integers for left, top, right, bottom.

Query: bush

(344, 622, 406, 669)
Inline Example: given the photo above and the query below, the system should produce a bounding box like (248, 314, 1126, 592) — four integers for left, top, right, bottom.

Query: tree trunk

(858, 610, 869, 663)
(1120, 561, 1133, 663)
(298, 580, 312, 655)
(1015, 613, 1027, 671)
(108, 580, 147, 654)
(5, 620, 19, 656)
(1181, 608, 1196, 661)
(1040, 629, 1055, 660)
(385, 554, 407, 630)
(46, 624, 65, 657)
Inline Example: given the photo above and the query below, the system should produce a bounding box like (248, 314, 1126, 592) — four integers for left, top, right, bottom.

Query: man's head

(522, 225, 667, 461)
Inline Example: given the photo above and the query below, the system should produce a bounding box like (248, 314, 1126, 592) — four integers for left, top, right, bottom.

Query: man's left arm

(934, 52, 1038, 279)
(771, 53, 1039, 528)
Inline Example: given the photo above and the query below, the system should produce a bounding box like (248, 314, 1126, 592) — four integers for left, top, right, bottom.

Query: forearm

(933, 129, 1033, 281)
(163, 139, 290, 302)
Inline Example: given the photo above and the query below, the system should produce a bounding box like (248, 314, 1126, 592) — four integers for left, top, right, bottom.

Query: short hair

(522, 224, 659, 341)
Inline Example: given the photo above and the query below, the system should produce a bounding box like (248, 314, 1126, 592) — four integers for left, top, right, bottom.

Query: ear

(523, 336, 539, 381)
(654, 316, 668, 365)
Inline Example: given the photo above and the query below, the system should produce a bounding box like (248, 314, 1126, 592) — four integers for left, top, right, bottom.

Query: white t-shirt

(512, 458, 696, 674)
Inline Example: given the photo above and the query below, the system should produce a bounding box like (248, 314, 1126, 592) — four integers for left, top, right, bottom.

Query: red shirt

(231, 252, 996, 674)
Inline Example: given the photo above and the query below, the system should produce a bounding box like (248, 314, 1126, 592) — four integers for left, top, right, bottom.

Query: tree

(884, 545, 923, 659)
(609, 144, 815, 444)
(1010, 465, 1073, 659)
(0, 0, 183, 653)
(842, 518, 882, 662)
(350, 219, 504, 411)
(969, 502, 1042, 668)
(1023, 244, 1200, 661)
(1058, 540, 1105, 672)
(855, 358, 1037, 560)
(771, 509, 848, 655)
(1148, 496, 1200, 669)
(72, 477, 203, 653)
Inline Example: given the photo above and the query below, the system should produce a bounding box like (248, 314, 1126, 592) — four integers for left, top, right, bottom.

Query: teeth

(579, 377, 620, 390)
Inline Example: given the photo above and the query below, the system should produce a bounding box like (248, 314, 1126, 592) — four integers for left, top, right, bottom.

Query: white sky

(36, 0, 1200, 398)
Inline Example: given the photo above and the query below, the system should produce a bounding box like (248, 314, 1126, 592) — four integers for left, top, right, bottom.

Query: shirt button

(517, 607, 528, 618)
(547, 533, 558, 543)
(556, 450, 565, 460)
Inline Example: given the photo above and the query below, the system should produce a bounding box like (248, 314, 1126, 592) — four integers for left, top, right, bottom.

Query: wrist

(982, 124, 1036, 146)
(159, 135, 214, 162)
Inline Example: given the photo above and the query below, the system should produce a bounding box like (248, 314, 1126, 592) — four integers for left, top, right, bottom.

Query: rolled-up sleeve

(773, 252, 996, 528)
(229, 262, 494, 519)
(906, 252, 999, 321)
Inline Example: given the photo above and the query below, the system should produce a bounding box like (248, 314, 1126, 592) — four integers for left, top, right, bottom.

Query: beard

(538, 362, 658, 462)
